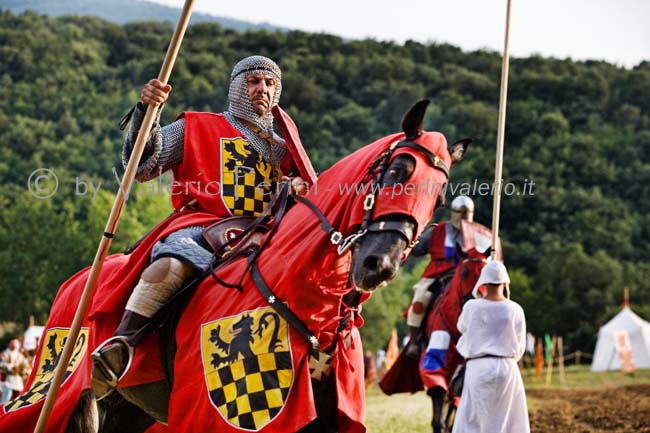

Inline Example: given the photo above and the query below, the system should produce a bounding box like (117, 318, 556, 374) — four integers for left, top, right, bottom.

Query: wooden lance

(33, 1, 196, 431)
(491, 0, 513, 260)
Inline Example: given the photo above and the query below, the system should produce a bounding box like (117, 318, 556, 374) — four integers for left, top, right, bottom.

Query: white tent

(591, 306, 650, 371)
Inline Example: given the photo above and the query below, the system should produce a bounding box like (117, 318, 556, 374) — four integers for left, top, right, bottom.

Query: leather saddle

(202, 216, 270, 262)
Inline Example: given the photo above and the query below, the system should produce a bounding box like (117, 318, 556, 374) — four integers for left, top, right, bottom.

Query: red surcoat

(421, 222, 457, 278)
(173, 112, 286, 217)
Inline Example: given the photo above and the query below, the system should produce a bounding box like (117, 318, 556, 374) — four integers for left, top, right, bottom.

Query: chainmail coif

(228, 55, 282, 131)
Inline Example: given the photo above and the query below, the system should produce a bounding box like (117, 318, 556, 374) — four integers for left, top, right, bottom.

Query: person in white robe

(452, 261, 530, 433)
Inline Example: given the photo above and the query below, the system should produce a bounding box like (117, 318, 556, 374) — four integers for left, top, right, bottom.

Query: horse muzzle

(352, 245, 402, 291)
(351, 218, 415, 291)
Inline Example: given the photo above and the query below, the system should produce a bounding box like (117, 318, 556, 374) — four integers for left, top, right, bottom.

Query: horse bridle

(295, 136, 451, 255)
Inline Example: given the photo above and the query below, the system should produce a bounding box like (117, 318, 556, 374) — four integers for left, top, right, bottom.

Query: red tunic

(421, 222, 457, 278)
(173, 112, 284, 217)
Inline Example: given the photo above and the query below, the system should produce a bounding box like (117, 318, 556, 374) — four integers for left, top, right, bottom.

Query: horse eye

(383, 155, 415, 186)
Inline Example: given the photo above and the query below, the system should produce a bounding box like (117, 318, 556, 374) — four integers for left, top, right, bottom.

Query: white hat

(472, 260, 510, 298)
(451, 195, 474, 212)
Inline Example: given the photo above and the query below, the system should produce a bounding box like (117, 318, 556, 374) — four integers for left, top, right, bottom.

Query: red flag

(460, 220, 500, 258)
(535, 340, 544, 381)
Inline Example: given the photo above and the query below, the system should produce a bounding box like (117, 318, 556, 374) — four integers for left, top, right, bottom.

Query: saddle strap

(249, 260, 334, 380)
(249, 261, 321, 355)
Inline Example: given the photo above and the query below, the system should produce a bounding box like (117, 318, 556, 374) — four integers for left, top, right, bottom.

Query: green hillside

(0, 11, 649, 352)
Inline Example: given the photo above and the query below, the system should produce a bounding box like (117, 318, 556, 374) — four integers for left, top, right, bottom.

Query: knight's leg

(91, 256, 197, 399)
(405, 278, 434, 358)
(122, 255, 197, 340)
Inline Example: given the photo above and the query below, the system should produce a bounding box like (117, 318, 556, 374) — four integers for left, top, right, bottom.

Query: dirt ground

(528, 384, 650, 433)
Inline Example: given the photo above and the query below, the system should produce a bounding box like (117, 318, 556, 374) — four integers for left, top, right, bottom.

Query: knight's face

(246, 73, 277, 116)
(451, 209, 473, 229)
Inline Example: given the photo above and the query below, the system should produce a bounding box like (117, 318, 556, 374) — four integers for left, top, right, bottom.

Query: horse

(419, 222, 499, 433)
(0, 99, 468, 433)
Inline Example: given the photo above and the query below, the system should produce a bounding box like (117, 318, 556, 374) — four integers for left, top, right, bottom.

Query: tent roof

(600, 306, 650, 333)
(592, 306, 650, 371)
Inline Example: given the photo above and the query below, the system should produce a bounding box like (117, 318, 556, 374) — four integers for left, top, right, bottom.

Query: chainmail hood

(227, 55, 282, 131)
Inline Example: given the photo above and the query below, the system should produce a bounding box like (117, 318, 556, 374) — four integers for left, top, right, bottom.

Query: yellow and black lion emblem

(201, 306, 293, 431)
(4, 328, 88, 412)
(220, 137, 282, 217)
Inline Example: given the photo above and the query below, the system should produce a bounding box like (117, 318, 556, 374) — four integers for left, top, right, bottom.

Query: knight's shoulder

(272, 132, 287, 149)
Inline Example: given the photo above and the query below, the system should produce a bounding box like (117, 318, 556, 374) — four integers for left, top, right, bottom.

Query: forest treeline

(1, 10, 649, 352)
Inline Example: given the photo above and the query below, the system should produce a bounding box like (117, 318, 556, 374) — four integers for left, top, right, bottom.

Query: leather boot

(91, 310, 149, 400)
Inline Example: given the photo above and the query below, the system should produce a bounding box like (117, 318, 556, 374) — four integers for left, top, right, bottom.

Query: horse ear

(401, 99, 430, 139)
(448, 138, 472, 163)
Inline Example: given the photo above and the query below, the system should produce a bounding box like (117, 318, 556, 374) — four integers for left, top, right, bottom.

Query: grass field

(365, 366, 650, 433)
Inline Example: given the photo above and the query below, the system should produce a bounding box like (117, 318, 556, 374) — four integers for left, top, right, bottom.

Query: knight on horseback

(91, 55, 311, 399)
(380, 194, 500, 432)
(1, 98, 469, 433)
(404, 195, 475, 358)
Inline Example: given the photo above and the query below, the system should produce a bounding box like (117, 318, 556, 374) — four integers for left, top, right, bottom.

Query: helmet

(451, 195, 474, 212)
(450, 195, 474, 227)
(472, 260, 510, 298)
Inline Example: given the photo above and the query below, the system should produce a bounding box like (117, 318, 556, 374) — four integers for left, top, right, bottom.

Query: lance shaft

(33, 1, 195, 432)
(491, 0, 512, 260)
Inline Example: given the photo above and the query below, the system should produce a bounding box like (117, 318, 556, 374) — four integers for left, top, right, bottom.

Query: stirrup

(91, 336, 134, 400)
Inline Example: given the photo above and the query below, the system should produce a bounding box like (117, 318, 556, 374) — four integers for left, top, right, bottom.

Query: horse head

(346, 100, 470, 290)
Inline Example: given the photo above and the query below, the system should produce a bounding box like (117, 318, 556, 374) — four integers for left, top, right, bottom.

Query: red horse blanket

(0, 210, 218, 432)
